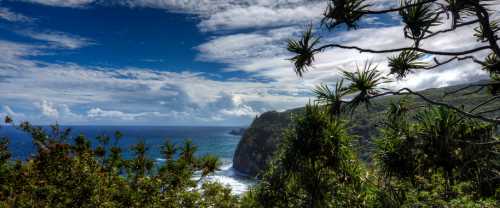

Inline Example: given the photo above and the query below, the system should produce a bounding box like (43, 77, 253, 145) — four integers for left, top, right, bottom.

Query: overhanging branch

(315, 44, 491, 56)
(360, 88, 500, 124)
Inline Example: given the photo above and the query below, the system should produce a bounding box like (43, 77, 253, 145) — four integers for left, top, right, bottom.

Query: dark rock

(229, 128, 246, 136)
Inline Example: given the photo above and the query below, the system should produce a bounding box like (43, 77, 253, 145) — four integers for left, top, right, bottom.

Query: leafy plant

(388, 49, 427, 78)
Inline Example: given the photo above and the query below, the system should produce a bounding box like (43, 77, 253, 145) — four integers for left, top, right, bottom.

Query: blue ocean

(0, 125, 254, 194)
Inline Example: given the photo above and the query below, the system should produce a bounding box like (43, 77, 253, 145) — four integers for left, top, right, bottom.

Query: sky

(0, 0, 495, 126)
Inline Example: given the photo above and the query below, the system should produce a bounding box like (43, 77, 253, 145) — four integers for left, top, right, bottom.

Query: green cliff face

(233, 82, 500, 177)
(232, 110, 296, 176)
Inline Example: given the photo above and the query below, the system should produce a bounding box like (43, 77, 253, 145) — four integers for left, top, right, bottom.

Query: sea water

(0, 125, 254, 195)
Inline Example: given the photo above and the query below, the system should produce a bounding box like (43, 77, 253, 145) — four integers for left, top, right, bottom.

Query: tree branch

(476, 107, 500, 115)
(315, 44, 491, 56)
(475, 4, 500, 56)
(362, 0, 437, 14)
(422, 19, 479, 40)
(444, 82, 498, 96)
(363, 88, 500, 124)
(423, 57, 458, 70)
(469, 96, 500, 113)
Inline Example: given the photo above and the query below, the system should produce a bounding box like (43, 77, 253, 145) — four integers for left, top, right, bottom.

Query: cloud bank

(0, 0, 493, 125)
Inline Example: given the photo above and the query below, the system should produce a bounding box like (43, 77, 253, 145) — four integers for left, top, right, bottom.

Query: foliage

(342, 63, 387, 112)
(400, 0, 440, 40)
(250, 105, 374, 207)
(0, 119, 240, 208)
(388, 49, 427, 78)
(287, 25, 320, 77)
(374, 99, 499, 207)
(322, 0, 369, 29)
(243, 0, 500, 206)
(313, 79, 349, 118)
(243, 81, 499, 207)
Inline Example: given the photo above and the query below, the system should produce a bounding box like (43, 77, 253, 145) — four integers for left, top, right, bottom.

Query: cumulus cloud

(115, 0, 326, 31)
(196, 14, 491, 91)
(0, 0, 494, 125)
(34, 100, 59, 118)
(0, 38, 307, 125)
(197, 3, 324, 31)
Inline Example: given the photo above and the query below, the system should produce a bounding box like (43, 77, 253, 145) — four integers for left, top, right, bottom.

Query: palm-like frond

(474, 20, 500, 42)
(322, 0, 369, 30)
(483, 53, 500, 74)
(180, 139, 197, 164)
(388, 49, 427, 79)
(313, 79, 349, 117)
(484, 53, 500, 94)
(287, 26, 320, 77)
(199, 154, 220, 177)
(342, 62, 387, 112)
(489, 74, 500, 95)
(161, 139, 177, 160)
(400, 0, 440, 40)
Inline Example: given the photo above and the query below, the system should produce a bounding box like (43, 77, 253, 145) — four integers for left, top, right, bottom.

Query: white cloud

(88, 108, 153, 120)
(18, 30, 96, 49)
(0, 38, 307, 125)
(34, 100, 59, 118)
(118, 0, 326, 31)
(196, 12, 492, 91)
(21, 0, 95, 8)
(0, 7, 33, 22)
(197, 3, 325, 31)
(0, 0, 494, 125)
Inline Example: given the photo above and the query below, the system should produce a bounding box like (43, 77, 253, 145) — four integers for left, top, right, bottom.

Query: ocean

(0, 125, 254, 195)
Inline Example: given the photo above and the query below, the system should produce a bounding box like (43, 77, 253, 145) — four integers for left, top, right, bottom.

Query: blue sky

(0, 0, 492, 126)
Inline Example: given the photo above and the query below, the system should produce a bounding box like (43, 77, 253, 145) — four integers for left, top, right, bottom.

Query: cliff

(233, 82, 500, 177)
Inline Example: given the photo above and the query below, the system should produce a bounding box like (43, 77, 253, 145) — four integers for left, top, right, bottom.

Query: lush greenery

(243, 82, 499, 207)
(2, 0, 500, 207)
(234, 0, 500, 205)
(0, 119, 240, 208)
(233, 82, 500, 176)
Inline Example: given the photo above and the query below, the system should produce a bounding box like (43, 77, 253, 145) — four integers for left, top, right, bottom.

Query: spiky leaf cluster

(254, 105, 369, 207)
(322, 0, 369, 30)
(376, 105, 500, 196)
(342, 62, 386, 111)
(313, 79, 349, 118)
(489, 75, 500, 95)
(474, 21, 500, 41)
(388, 49, 427, 78)
(400, 0, 440, 40)
(483, 53, 500, 74)
(287, 26, 320, 77)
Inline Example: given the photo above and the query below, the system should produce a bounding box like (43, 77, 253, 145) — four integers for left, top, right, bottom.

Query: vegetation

(241, 0, 500, 207)
(242, 76, 499, 208)
(233, 82, 500, 176)
(0, 119, 240, 208)
(2, 0, 500, 207)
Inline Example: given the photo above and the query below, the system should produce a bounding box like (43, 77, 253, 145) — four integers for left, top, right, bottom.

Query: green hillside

(233, 81, 500, 177)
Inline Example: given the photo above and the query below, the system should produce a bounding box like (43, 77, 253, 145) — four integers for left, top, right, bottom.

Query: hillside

(233, 82, 500, 177)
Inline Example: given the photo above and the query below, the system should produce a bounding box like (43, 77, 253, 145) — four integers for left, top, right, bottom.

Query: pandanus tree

(288, 0, 500, 123)
(283, 0, 500, 206)
(254, 105, 370, 208)
(375, 101, 499, 205)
